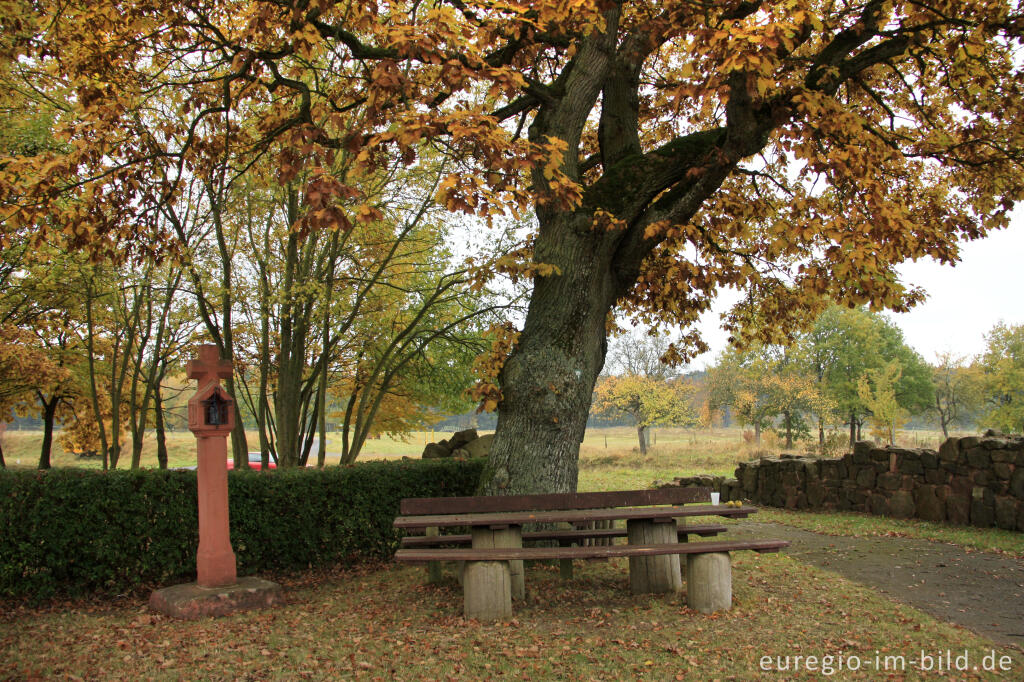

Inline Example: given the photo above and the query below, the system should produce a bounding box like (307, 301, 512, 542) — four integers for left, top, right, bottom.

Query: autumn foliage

(2, 0, 1023, 490)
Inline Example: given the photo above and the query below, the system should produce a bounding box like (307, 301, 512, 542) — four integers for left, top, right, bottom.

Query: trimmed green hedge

(0, 458, 483, 601)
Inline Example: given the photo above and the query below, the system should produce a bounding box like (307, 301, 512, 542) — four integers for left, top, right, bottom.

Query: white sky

(687, 207, 1024, 369)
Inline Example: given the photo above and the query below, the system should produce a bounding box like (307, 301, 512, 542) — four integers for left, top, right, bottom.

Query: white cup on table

(710, 492, 720, 505)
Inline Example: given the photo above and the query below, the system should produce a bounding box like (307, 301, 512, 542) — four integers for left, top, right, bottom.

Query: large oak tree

(2, 0, 1022, 492)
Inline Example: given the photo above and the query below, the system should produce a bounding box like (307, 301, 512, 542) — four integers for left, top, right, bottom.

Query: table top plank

(399, 487, 711, 515)
(393, 504, 757, 529)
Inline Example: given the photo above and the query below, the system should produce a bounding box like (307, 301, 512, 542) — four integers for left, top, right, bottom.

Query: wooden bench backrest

(399, 486, 710, 516)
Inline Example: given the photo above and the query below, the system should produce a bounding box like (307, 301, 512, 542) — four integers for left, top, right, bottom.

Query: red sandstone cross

(186, 344, 237, 588)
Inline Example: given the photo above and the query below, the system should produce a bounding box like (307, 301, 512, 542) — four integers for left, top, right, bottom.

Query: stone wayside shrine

(149, 345, 284, 619)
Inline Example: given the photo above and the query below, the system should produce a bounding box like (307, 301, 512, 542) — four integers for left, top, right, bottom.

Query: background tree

(930, 352, 982, 438)
(857, 361, 907, 445)
(707, 343, 831, 448)
(797, 305, 933, 446)
(604, 329, 677, 381)
(0, 324, 68, 467)
(592, 375, 698, 455)
(979, 323, 1024, 434)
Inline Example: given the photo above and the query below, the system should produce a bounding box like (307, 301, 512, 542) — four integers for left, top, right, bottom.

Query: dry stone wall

(662, 433, 1024, 532)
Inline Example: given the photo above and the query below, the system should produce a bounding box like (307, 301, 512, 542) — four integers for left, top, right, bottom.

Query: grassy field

(0, 423, 960, 471)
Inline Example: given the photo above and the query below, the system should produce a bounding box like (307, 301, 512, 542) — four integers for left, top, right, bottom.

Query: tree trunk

(784, 412, 793, 449)
(154, 375, 169, 469)
(856, 420, 862, 440)
(754, 421, 761, 444)
(129, 425, 145, 469)
(937, 396, 949, 438)
(482, 214, 617, 495)
(636, 424, 647, 455)
(226, 375, 249, 468)
(38, 394, 59, 470)
(83, 276, 110, 470)
(849, 411, 857, 447)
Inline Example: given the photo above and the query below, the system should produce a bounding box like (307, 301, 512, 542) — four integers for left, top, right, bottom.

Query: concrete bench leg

(559, 554, 574, 580)
(627, 519, 682, 594)
(558, 522, 574, 579)
(472, 527, 525, 600)
(464, 561, 512, 621)
(677, 527, 688, 579)
(686, 552, 732, 614)
(425, 526, 443, 584)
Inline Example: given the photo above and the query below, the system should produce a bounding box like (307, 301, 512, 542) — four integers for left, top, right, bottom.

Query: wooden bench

(393, 488, 789, 620)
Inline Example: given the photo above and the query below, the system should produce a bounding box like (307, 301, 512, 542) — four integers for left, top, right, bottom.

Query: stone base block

(149, 576, 284, 620)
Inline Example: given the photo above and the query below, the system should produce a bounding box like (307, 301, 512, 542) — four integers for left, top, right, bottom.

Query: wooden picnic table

(393, 487, 782, 620)
(396, 503, 757, 597)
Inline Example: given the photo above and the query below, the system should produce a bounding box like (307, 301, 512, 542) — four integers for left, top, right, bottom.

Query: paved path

(728, 520, 1024, 648)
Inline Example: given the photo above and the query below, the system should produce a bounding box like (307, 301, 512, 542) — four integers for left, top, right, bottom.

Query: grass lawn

(2, 552, 1021, 680)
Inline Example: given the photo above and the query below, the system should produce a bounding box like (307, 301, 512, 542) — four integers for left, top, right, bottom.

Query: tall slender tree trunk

(256, 244, 272, 470)
(849, 411, 857, 446)
(38, 393, 59, 470)
(784, 412, 794, 449)
(154, 372, 169, 470)
(316, 241, 336, 469)
(937, 396, 950, 438)
(754, 421, 761, 444)
(83, 276, 110, 470)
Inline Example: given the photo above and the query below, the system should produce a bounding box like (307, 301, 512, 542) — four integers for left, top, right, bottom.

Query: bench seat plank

(393, 504, 757, 529)
(395, 538, 789, 562)
(400, 523, 729, 548)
